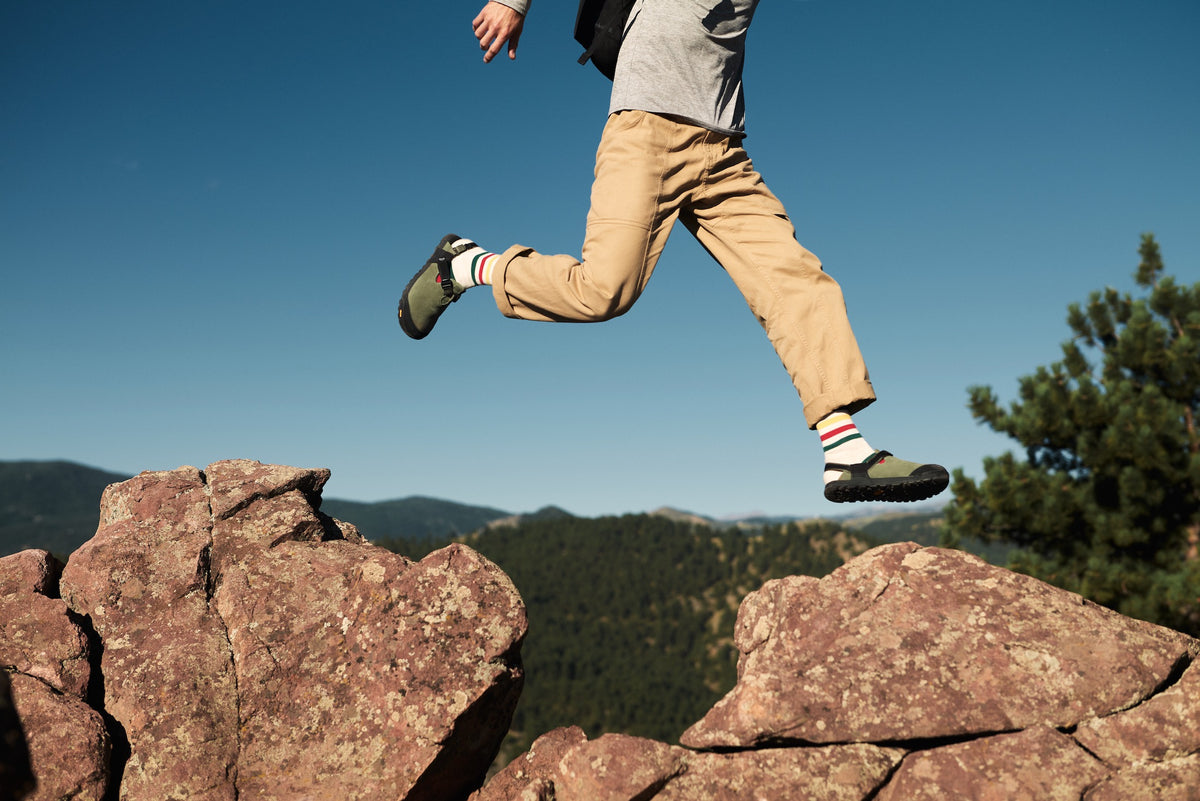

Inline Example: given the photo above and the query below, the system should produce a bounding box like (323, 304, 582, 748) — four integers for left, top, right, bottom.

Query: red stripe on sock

(819, 423, 857, 442)
(475, 253, 495, 285)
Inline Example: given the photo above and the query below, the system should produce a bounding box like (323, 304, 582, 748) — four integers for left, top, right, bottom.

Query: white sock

(817, 412, 875, 484)
(449, 239, 499, 288)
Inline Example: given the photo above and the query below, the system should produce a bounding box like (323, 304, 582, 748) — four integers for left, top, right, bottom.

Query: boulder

(469, 726, 589, 801)
(656, 743, 903, 801)
(553, 733, 686, 801)
(7, 673, 110, 801)
(875, 726, 1107, 801)
(1085, 755, 1200, 801)
(468, 724, 585, 801)
(473, 727, 904, 801)
(48, 459, 526, 801)
(60, 465, 240, 801)
(1, 549, 109, 800)
(0, 550, 90, 699)
(477, 542, 1198, 801)
(200, 460, 527, 801)
(682, 543, 1196, 748)
(1074, 658, 1200, 800)
(0, 671, 35, 801)
(0, 549, 61, 597)
(1074, 659, 1200, 766)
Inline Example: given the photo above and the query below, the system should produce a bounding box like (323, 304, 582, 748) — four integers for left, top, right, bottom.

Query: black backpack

(574, 0, 635, 80)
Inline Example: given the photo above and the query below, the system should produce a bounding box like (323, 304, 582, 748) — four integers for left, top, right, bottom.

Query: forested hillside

(377, 514, 874, 764)
(319, 496, 513, 541)
(847, 509, 1011, 565)
(0, 461, 129, 558)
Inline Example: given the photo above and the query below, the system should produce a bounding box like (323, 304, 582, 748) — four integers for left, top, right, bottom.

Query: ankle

(817, 412, 874, 483)
(818, 412, 873, 461)
(449, 240, 499, 288)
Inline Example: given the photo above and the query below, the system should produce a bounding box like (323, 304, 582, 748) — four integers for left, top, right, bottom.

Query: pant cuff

(491, 244, 534, 319)
(803, 384, 877, 429)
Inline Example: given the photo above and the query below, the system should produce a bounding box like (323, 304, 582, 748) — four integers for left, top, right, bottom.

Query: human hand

(472, 2, 525, 62)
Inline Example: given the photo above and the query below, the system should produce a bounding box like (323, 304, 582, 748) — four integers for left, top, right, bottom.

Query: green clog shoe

(824, 450, 949, 503)
(397, 234, 473, 340)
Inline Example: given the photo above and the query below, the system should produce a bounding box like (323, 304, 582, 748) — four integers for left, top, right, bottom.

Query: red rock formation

(479, 544, 1199, 801)
(5, 463, 1198, 800)
(0, 550, 91, 699)
(0, 548, 109, 800)
(682, 542, 1193, 748)
(875, 726, 1108, 800)
(61, 465, 239, 801)
(0, 671, 35, 798)
(471, 727, 902, 801)
(4, 460, 526, 801)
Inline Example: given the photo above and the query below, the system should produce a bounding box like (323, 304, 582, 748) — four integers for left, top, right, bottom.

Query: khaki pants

(491, 110, 875, 428)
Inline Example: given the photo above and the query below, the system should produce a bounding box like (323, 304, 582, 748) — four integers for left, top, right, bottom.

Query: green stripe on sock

(822, 432, 863, 452)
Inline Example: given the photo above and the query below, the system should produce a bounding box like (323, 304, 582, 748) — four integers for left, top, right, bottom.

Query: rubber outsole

(824, 468, 950, 504)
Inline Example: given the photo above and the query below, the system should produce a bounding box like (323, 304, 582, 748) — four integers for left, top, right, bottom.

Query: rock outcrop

(0, 548, 110, 800)
(473, 543, 1199, 801)
(684, 542, 1190, 746)
(470, 726, 905, 801)
(3, 462, 1197, 800)
(2, 460, 526, 801)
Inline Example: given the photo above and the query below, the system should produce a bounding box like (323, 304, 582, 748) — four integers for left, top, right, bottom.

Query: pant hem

(803, 385, 877, 429)
(491, 244, 534, 319)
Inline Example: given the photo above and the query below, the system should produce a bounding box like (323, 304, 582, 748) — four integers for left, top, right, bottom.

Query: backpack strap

(574, 0, 635, 79)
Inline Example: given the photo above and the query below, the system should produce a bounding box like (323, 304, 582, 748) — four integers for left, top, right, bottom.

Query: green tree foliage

(945, 235, 1200, 635)
(378, 513, 869, 765)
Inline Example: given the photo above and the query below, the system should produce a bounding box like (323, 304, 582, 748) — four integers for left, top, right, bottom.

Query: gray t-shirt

(609, 0, 759, 136)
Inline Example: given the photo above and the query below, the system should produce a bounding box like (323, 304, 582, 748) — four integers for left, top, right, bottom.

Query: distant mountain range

(0, 460, 962, 560)
(0, 461, 527, 558)
(0, 461, 132, 558)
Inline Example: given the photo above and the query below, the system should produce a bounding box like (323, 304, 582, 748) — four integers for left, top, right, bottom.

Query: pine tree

(944, 234, 1200, 635)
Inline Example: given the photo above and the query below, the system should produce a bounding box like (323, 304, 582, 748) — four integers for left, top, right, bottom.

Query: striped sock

(817, 412, 875, 484)
(449, 239, 499, 288)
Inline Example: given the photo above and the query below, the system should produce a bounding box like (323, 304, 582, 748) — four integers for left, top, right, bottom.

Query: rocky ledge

(2, 460, 1197, 800)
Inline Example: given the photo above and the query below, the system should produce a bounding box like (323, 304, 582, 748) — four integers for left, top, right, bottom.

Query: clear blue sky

(3, 0, 1197, 520)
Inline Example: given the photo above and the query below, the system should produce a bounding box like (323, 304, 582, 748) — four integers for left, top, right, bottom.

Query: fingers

(474, 18, 509, 63)
(472, 2, 524, 63)
(483, 28, 506, 64)
(507, 25, 522, 60)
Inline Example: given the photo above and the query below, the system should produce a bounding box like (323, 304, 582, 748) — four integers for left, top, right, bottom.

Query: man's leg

(684, 139, 948, 503)
(491, 110, 690, 322)
(398, 111, 690, 337)
(682, 141, 874, 427)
